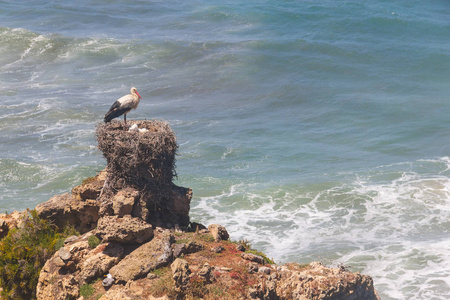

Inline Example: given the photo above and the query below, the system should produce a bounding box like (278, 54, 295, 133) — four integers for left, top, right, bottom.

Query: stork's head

(131, 87, 142, 99)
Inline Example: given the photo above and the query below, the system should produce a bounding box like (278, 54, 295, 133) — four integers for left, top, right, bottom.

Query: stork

(104, 87, 142, 129)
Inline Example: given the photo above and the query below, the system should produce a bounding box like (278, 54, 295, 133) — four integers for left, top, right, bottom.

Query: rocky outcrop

(173, 241, 204, 258)
(109, 231, 174, 282)
(112, 188, 138, 217)
(33, 176, 192, 235)
(2, 121, 381, 299)
(35, 176, 103, 234)
(0, 210, 28, 239)
(36, 235, 91, 300)
(171, 258, 191, 293)
(79, 243, 124, 284)
(34, 225, 380, 300)
(268, 262, 380, 300)
(95, 215, 153, 244)
(208, 223, 230, 242)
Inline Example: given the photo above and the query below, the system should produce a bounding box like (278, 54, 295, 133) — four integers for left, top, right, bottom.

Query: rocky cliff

(0, 120, 381, 300)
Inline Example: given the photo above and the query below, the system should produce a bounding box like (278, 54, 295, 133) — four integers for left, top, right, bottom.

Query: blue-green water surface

(1, 1, 449, 298)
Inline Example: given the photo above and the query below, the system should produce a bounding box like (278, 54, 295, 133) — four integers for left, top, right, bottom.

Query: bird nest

(96, 120, 178, 200)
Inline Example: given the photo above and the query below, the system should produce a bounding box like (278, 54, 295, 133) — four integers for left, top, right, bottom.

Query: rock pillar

(96, 120, 191, 227)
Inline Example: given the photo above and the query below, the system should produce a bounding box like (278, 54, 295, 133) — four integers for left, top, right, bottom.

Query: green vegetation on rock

(80, 283, 95, 298)
(88, 235, 101, 248)
(0, 210, 78, 300)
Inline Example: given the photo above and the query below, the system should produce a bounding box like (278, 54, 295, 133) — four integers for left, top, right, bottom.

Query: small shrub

(62, 225, 79, 237)
(150, 266, 170, 277)
(54, 238, 65, 251)
(88, 235, 101, 248)
(80, 283, 94, 297)
(199, 234, 215, 243)
(238, 239, 252, 250)
(0, 210, 65, 300)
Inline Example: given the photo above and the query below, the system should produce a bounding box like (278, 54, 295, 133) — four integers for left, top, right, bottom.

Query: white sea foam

(189, 158, 450, 299)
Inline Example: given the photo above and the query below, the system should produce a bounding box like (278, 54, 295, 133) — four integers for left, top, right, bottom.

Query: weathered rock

(34, 172, 105, 234)
(100, 279, 171, 300)
(173, 241, 204, 257)
(33, 215, 381, 300)
(198, 262, 214, 283)
(241, 252, 265, 264)
(109, 232, 174, 282)
(64, 235, 78, 244)
(96, 215, 153, 244)
(258, 266, 271, 275)
(36, 271, 79, 300)
(274, 262, 381, 300)
(36, 235, 93, 299)
(248, 263, 259, 274)
(35, 194, 74, 228)
(172, 185, 192, 223)
(99, 289, 133, 300)
(59, 247, 72, 261)
(172, 243, 185, 258)
(189, 222, 207, 232)
(185, 241, 203, 253)
(79, 242, 124, 284)
(211, 245, 224, 253)
(208, 224, 229, 242)
(0, 211, 27, 239)
(112, 188, 139, 217)
(53, 256, 66, 268)
(72, 177, 104, 201)
(0, 219, 8, 239)
(69, 198, 100, 233)
(236, 243, 245, 252)
(65, 240, 91, 264)
(171, 258, 191, 293)
(35, 192, 99, 234)
(249, 279, 278, 300)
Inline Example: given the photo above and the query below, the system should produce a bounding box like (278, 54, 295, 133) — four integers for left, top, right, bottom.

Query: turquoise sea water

(1, 1, 449, 298)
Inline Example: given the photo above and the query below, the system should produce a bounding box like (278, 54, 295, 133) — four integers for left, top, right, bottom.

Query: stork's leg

(124, 114, 128, 130)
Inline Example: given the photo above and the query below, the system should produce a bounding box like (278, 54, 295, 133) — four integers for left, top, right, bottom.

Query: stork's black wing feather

(104, 101, 130, 122)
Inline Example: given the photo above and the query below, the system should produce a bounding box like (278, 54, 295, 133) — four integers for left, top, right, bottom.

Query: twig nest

(95, 120, 190, 227)
(96, 120, 178, 188)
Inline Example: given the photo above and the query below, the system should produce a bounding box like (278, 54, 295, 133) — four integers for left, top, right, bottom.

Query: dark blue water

(1, 1, 449, 298)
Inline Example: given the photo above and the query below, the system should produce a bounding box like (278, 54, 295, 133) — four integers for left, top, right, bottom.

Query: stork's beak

(136, 91, 142, 99)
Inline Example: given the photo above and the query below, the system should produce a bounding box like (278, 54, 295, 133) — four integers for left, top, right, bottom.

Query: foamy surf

(188, 157, 450, 298)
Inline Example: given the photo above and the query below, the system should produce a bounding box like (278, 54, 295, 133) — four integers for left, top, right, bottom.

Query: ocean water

(1, 0, 449, 298)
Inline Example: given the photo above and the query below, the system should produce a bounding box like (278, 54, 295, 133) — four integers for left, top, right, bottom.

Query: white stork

(104, 87, 142, 128)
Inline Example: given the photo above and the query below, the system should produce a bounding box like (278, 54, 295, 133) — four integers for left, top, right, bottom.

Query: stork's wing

(104, 100, 130, 122)
(104, 94, 138, 123)
(107, 100, 121, 111)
